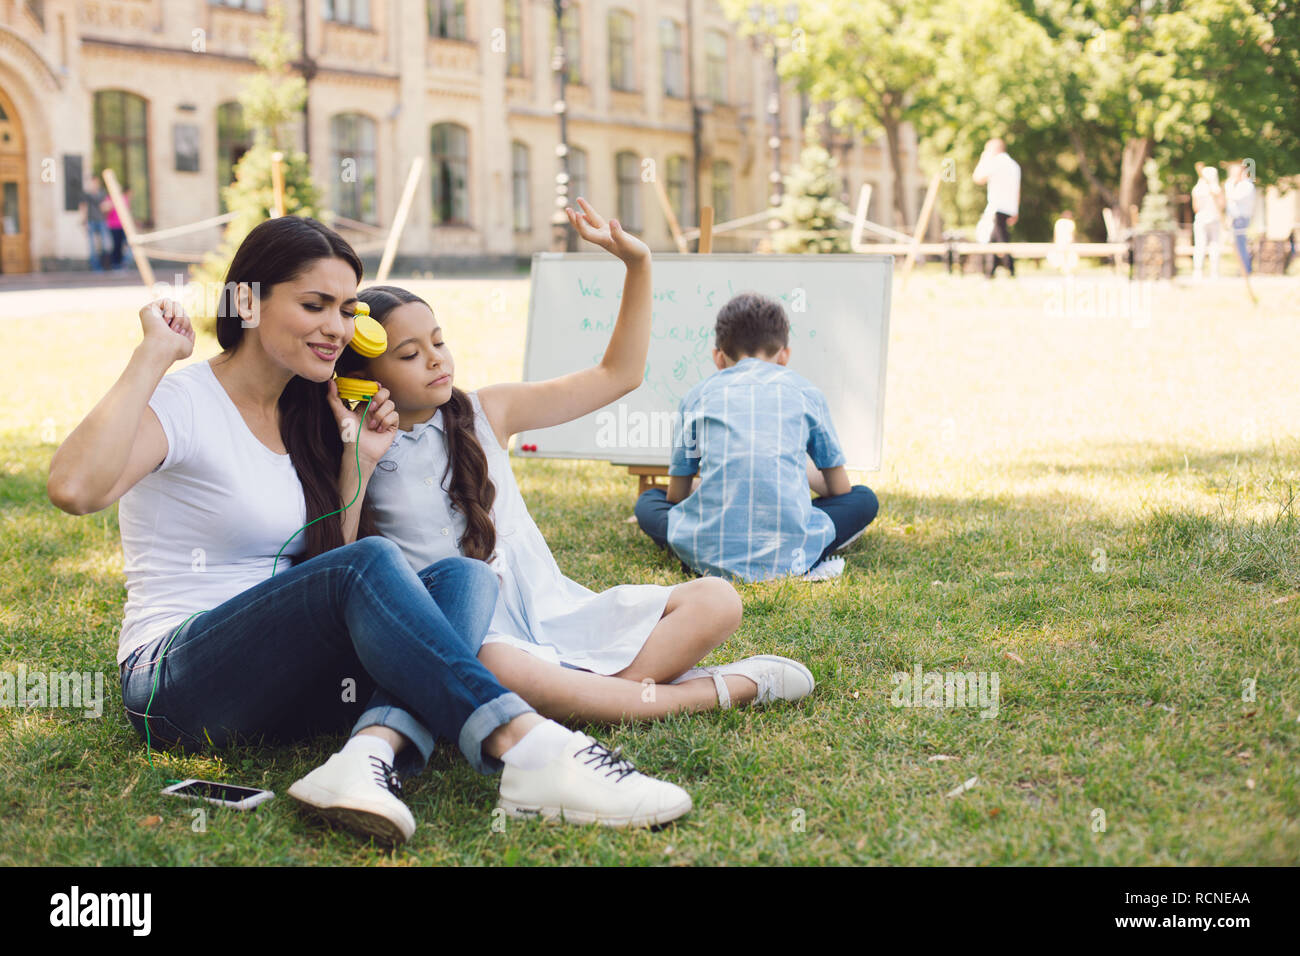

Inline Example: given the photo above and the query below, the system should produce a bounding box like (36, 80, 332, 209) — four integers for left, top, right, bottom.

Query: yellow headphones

(334, 301, 387, 405)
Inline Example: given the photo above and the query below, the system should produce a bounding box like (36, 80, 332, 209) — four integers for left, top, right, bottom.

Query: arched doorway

(0, 86, 30, 274)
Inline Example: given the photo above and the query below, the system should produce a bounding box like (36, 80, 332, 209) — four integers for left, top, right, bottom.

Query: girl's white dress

(365, 390, 672, 675)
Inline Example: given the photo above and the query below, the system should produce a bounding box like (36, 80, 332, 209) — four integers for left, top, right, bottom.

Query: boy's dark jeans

(635, 484, 879, 574)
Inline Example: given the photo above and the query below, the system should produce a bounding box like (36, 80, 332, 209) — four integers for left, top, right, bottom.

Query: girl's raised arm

(477, 198, 651, 449)
(47, 298, 195, 515)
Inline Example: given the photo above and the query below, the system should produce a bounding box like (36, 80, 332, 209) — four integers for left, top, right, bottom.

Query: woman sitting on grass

(45, 214, 693, 844)
(334, 197, 816, 720)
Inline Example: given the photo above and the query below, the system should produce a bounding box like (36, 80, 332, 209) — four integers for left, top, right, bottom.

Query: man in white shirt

(1225, 161, 1257, 275)
(973, 138, 1022, 277)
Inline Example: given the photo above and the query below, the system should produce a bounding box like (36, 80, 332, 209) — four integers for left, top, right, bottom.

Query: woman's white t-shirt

(115, 360, 307, 664)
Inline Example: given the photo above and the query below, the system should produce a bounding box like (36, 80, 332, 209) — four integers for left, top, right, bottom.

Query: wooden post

(850, 183, 873, 251)
(698, 205, 714, 253)
(651, 174, 689, 254)
(376, 156, 424, 283)
(100, 168, 155, 288)
(902, 171, 942, 286)
(270, 151, 286, 218)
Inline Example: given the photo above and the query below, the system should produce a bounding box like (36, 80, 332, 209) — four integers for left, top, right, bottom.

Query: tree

(192, 0, 322, 331)
(723, 0, 958, 227)
(773, 139, 851, 253)
(1009, 0, 1294, 226)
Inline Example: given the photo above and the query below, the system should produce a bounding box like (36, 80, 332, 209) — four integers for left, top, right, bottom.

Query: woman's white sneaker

(498, 732, 692, 828)
(287, 751, 416, 845)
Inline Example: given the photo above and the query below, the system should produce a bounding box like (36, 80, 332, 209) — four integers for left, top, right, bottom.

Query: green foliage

(191, 0, 322, 333)
(773, 141, 851, 253)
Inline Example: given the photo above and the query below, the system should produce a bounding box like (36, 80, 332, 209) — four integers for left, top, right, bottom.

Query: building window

(666, 154, 688, 227)
(93, 90, 151, 227)
(616, 150, 642, 231)
(431, 123, 469, 225)
(322, 0, 370, 28)
(427, 0, 466, 39)
(660, 19, 684, 98)
(210, 0, 266, 11)
(512, 141, 531, 233)
(331, 112, 378, 224)
(706, 31, 727, 104)
(216, 101, 251, 213)
(552, 3, 582, 84)
(505, 0, 524, 76)
(608, 9, 635, 92)
(568, 146, 588, 202)
(711, 160, 732, 223)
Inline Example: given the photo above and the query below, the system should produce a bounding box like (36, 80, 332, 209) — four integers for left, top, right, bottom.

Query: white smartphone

(161, 779, 275, 811)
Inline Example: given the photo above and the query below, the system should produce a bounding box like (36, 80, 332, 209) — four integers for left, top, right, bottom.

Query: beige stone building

(8, 0, 926, 275)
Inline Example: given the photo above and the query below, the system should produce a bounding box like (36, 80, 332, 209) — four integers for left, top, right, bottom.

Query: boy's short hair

(714, 292, 790, 361)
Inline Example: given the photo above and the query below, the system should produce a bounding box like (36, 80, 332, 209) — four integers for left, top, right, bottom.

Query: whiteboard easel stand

(617, 205, 717, 496)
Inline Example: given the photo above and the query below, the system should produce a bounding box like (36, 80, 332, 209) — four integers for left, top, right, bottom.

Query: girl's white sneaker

(497, 732, 692, 828)
(287, 751, 416, 845)
(672, 655, 816, 709)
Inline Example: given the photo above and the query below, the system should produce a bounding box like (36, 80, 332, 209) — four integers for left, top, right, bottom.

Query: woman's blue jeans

(119, 536, 533, 777)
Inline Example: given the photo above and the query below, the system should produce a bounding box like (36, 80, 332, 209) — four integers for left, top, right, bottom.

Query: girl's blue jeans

(119, 536, 533, 777)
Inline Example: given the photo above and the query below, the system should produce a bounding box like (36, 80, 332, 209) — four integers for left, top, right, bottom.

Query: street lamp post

(551, 0, 576, 252)
(749, 3, 800, 234)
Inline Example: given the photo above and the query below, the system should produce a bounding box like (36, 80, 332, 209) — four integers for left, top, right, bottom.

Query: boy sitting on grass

(635, 291, 878, 582)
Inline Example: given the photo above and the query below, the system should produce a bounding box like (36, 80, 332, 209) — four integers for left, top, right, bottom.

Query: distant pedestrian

(973, 138, 1021, 278)
(102, 186, 130, 270)
(80, 175, 110, 272)
(1225, 161, 1256, 275)
(1191, 164, 1224, 280)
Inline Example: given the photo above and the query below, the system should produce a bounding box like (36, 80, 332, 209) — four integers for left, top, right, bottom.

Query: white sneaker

(287, 751, 416, 844)
(803, 556, 845, 581)
(498, 732, 692, 828)
(672, 655, 816, 709)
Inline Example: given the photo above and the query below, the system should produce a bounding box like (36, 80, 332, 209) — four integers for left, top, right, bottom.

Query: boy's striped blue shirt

(666, 357, 845, 581)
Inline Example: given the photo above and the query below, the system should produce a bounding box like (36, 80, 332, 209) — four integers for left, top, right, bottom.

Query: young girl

(336, 199, 816, 721)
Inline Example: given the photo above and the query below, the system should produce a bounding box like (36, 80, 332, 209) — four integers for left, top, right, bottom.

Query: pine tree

(192, 0, 322, 332)
(773, 141, 851, 254)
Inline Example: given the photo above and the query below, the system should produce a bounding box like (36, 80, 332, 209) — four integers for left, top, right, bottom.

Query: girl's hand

(326, 379, 399, 467)
(566, 197, 650, 264)
(138, 298, 195, 363)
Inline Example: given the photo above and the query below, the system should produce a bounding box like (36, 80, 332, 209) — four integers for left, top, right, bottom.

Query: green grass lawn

(2, 272, 1297, 865)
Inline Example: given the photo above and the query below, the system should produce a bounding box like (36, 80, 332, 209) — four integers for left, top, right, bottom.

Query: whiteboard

(517, 253, 893, 470)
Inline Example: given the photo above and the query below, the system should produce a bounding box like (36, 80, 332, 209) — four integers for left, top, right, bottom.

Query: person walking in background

(1225, 161, 1256, 275)
(80, 174, 110, 272)
(1191, 163, 1225, 280)
(102, 186, 130, 270)
(973, 137, 1021, 278)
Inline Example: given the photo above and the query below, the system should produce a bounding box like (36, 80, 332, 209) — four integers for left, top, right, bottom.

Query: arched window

(711, 160, 732, 224)
(660, 19, 684, 98)
(568, 146, 588, 203)
(706, 31, 728, 104)
(608, 9, 635, 91)
(431, 123, 469, 225)
(552, 2, 582, 84)
(331, 112, 378, 224)
(512, 141, 531, 233)
(216, 102, 252, 213)
(93, 90, 151, 226)
(666, 154, 689, 227)
(505, 0, 524, 76)
(616, 150, 642, 231)
(427, 0, 467, 39)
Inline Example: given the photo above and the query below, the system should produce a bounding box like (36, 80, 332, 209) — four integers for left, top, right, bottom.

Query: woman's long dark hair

(215, 215, 363, 562)
(335, 285, 497, 562)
